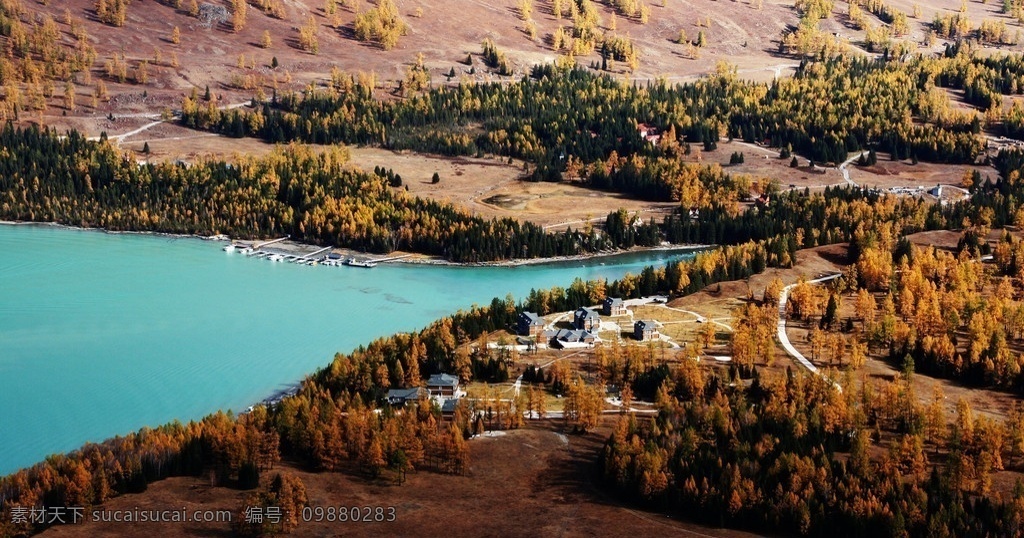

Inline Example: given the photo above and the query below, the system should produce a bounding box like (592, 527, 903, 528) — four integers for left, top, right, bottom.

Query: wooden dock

(254, 236, 289, 249)
(373, 254, 413, 263)
(302, 246, 332, 260)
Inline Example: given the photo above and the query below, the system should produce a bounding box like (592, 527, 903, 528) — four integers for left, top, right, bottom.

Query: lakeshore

(239, 240, 709, 268)
(0, 219, 709, 268)
(384, 243, 712, 268)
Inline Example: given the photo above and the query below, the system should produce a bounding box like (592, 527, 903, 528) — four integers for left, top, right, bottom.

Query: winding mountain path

(777, 274, 842, 378)
(839, 151, 866, 188)
(85, 102, 250, 144)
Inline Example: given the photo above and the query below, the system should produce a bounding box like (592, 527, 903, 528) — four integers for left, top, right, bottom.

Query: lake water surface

(0, 224, 695, 474)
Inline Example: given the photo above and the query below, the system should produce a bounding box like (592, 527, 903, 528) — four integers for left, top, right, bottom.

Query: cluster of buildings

(516, 297, 663, 348)
(383, 297, 666, 417)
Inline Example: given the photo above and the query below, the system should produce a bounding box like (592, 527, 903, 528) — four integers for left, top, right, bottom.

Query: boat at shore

(344, 257, 378, 268)
(224, 242, 256, 255)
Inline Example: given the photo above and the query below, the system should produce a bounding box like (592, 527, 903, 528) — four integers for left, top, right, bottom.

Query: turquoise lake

(0, 224, 696, 475)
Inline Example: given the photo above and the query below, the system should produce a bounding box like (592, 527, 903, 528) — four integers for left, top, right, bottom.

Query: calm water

(0, 224, 695, 475)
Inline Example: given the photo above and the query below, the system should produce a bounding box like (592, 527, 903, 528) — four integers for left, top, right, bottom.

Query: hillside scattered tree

(298, 15, 319, 54)
(63, 82, 75, 112)
(354, 0, 408, 50)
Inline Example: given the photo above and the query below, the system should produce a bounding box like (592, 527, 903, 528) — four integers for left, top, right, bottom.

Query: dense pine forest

(8, 44, 1024, 262)
(183, 45, 1018, 203)
(0, 123, 953, 264)
(599, 367, 1024, 537)
(0, 125, 668, 262)
(813, 149, 1024, 395)
(588, 143, 1024, 536)
(599, 240, 1024, 538)
(0, 69, 994, 265)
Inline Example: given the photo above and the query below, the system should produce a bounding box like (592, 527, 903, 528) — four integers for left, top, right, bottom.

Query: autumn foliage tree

(564, 375, 603, 432)
(298, 15, 318, 54)
(353, 0, 407, 50)
(231, 0, 247, 32)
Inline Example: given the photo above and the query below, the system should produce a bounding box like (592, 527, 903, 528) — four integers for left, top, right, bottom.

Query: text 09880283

(300, 505, 396, 523)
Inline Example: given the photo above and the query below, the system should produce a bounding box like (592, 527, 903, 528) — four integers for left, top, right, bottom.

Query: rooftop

(441, 398, 460, 413)
(519, 311, 544, 324)
(575, 307, 600, 319)
(554, 329, 594, 342)
(635, 320, 660, 330)
(386, 387, 426, 400)
(427, 373, 460, 387)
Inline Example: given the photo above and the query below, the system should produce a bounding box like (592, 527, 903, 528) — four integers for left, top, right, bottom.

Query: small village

(383, 294, 732, 425)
